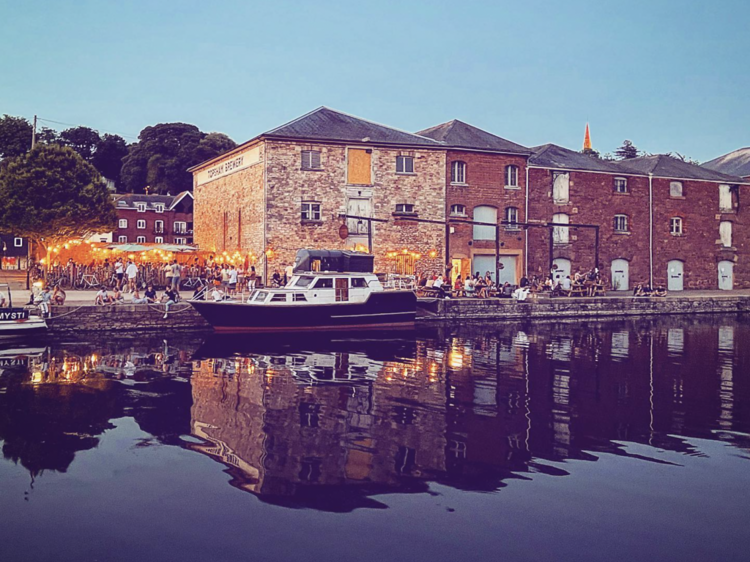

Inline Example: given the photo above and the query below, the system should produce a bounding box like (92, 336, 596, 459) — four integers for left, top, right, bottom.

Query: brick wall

(114, 209, 194, 244)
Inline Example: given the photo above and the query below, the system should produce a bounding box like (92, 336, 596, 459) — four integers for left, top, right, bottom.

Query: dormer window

(136, 202, 147, 212)
(154, 203, 165, 213)
(117, 200, 127, 207)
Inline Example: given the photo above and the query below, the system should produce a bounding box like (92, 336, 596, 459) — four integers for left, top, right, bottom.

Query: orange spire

(583, 123, 592, 151)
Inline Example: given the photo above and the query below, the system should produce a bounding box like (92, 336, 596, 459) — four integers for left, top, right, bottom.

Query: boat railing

(383, 274, 416, 291)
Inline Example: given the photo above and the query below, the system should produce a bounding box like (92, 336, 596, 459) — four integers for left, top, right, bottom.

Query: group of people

(633, 284, 668, 297)
(95, 283, 179, 318)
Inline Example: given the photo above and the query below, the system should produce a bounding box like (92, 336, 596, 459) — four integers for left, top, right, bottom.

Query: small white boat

(0, 284, 47, 338)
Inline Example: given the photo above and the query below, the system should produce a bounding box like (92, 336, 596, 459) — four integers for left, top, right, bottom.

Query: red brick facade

(113, 193, 194, 245)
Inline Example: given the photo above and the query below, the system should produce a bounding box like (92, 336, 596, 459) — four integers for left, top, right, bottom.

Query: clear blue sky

(1, 0, 748, 161)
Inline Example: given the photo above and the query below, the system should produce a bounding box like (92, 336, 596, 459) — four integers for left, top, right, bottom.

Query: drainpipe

(524, 164, 530, 276)
(263, 145, 268, 286)
(648, 173, 654, 287)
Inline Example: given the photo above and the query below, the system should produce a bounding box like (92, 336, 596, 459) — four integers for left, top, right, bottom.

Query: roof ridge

(263, 106, 328, 136)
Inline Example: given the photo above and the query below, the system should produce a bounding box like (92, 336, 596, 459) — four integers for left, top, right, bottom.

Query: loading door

(611, 259, 629, 291)
(667, 260, 684, 291)
(718, 261, 734, 291)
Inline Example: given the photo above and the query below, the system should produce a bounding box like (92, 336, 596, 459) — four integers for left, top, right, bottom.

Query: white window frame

(552, 213, 569, 244)
(155, 236, 164, 244)
(395, 203, 415, 214)
(450, 204, 466, 216)
(396, 156, 415, 174)
(720, 221, 732, 247)
(173, 221, 187, 234)
(154, 203, 165, 213)
(136, 219, 146, 230)
(614, 214, 629, 233)
(451, 161, 467, 184)
(13, 237, 23, 248)
(505, 207, 520, 229)
(154, 220, 164, 233)
(552, 172, 570, 204)
(505, 165, 519, 188)
(719, 184, 732, 212)
(136, 202, 147, 212)
(670, 217, 683, 236)
(301, 149, 322, 170)
(136, 235, 146, 243)
(118, 235, 127, 243)
(670, 181, 683, 198)
(118, 218, 128, 229)
(301, 201, 322, 222)
(614, 177, 628, 193)
(174, 237, 187, 245)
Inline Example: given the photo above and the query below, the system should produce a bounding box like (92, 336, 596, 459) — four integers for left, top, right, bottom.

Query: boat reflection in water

(186, 317, 750, 511)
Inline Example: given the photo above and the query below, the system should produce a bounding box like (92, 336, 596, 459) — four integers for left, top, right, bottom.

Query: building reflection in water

(187, 317, 750, 510)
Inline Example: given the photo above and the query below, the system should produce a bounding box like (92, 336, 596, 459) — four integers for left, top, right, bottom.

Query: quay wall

(46, 303, 210, 334)
(417, 295, 750, 323)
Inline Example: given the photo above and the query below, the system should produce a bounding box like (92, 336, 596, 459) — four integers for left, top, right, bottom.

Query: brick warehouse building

(113, 192, 194, 245)
(190, 107, 447, 280)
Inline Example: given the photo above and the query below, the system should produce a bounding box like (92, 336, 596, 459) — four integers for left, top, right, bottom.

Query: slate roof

(529, 144, 624, 173)
(703, 148, 750, 178)
(263, 106, 442, 147)
(114, 191, 193, 210)
(615, 154, 744, 182)
(416, 120, 531, 154)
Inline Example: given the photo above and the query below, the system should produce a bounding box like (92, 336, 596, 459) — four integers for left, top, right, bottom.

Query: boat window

(295, 276, 315, 287)
(313, 278, 333, 289)
(351, 278, 368, 288)
(270, 294, 287, 302)
(293, 293, 307, 302)
(254, 291, 268, 302)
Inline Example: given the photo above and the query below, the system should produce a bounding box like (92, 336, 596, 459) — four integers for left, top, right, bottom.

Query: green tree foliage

(614, 140, 640, 159)
(59, 126, 101, 161)
(121, 123, 236, 194)
(36, 127, 59, 144)
(92, 133, 129, 184)
(0, 115, 33, 159)
(0, 144, 117, 252)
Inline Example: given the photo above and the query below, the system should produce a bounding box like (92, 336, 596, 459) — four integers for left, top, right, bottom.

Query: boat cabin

(247, 273, 383, 305)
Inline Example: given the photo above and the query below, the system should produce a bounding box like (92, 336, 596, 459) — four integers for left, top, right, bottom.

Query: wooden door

(335, 278, 349, 301)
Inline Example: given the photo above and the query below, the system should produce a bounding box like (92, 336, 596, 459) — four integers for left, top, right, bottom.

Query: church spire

(583, 123, 592, 151)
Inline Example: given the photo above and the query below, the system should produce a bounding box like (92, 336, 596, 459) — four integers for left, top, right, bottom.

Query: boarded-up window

(473, 206, 497, 240)
(719, 184, 732, 211)
(347, 149, 372, 185)
(720, 221, 732, 247)
(553, 172, 570, 203)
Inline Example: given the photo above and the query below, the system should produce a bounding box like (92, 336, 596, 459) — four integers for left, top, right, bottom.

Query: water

(0, 316, 749, 562)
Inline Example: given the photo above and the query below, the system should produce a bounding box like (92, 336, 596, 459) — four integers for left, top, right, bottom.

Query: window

(118, 219, 128, 229)
(450, 204, 466, 216)
(670, 217, 683, 236)
(394, 203, 415, 214)
(720, 221, 732, 247)
(505, 165, 519, 188)
(293, 293, 307, 302)
(614, 214, 629, 233)
(351, 278, 368, 288)
(155, 236, 164, 244)
(719, 184, 732, 211)
(295, 276, 315, 287)
(174, 221, 187, 234)
(118, 235, 127, 243)
(154, 203, 165, 213)
(154, 220, 164, 233)
(137, 219, 146, 229)
(301, 150, 322, 170)
(670, 181, 683, 198)
(552, 172, 570, 203)
(552, 213, 569, 244)
(504, 206, 519, 229)
(473, 206, 497, 240)
(13, 237, 22, 248)
(301, 202, 322, 221)
(347, 148, 372, 185)
(175, 237, 187, 244)
(117, 200, 127, 207)
(136, 202, 146, 212)
(451, 161, 467, 184)
(313, 278, 333, 289)
(614, 177, 628, 193)
(271, 294, 287, 302)
(396, 155, 414, 174)
(136, 235, 146, 243)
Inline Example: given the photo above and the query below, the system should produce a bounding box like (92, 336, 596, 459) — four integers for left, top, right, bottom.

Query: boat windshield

(253, 291, 268, 302)
(294, 276, 315, 288)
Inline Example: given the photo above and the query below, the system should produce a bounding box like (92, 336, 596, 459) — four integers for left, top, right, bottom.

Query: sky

(1, 0, 748, 162)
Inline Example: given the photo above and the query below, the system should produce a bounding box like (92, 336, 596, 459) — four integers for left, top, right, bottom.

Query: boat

(190, 250, 417, 333)
(0, 284, 47, 338)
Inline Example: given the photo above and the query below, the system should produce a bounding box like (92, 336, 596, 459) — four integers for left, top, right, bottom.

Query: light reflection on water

(0, 316, 749, 561)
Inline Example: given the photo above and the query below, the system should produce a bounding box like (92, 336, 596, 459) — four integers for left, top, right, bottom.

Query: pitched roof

(416, 120, 531, 154)
(703, 147, 750, 178)
(615, 154, 744, 182)
(113, 191, 193, 210)
(263, 106, 442, 147)
(529, 144, 623, 173)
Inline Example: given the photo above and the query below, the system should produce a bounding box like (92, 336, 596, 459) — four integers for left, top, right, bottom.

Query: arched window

(473, 206, 497, 240)
(552, 213, 569, 244)
(451, 161, 467, 184)
(614, 214, 629, 233)
(505, 165, 519, 188)
(505, 207, 519, 229)
(670, 217, 683, 236)
(450, 204, 466, 216)
(670, 181, 683, 198)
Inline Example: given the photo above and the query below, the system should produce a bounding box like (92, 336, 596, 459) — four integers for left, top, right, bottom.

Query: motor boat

(0, 284, 47, 338)
(190, 250, 417, 333)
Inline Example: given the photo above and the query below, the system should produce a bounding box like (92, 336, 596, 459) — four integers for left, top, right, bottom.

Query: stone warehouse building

(190, 107, 447, 279)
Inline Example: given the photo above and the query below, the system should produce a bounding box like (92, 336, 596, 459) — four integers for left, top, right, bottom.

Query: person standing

(125, 260, 138, 293)
(228, 264, 238, 296)
(248, 265, 257, 290)
(170, 260, 181, 291)
(115, 258, 124, 290)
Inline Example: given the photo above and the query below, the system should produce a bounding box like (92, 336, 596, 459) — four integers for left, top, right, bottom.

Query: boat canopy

(293, 249, 374, 273)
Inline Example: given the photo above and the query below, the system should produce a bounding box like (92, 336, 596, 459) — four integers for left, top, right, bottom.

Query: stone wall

(47, 303, 210, 334)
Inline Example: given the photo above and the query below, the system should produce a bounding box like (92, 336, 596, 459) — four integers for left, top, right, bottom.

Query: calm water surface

(0, 317, 749, 562)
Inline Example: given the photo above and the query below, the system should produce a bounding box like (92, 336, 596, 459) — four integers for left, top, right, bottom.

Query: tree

(614, 140, 639, 159)
(120, 123, 236, 194)
(0, 144, 117, 258)
(92, 133, 129, 184)
(581, 147, 601, 159)
(36, 126, 59, 144)
(667, 152, 700, 166)
(59, 126, 101, 161)
(0, 115, 33, 159)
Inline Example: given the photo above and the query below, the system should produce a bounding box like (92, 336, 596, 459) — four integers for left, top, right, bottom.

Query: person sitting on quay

(38, 286, 52, 318)
(502, 282, 514, 298)
(95, 287, 114, 306)
(162, 287, 179, 319)
(144, 284, 157, 303)
(432, 274, 448, 298)
(131, 288, 149, 305)
(513, 285, 530, 301)
(210, 286, 226, 302)
(112, 286, 125, 304)
(464, 275, 475, 297)
(52, 285, 66, 306)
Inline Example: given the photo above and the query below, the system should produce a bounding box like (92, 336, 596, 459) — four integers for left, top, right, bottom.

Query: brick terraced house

(113, 191, 194, 245)
(190, 107, 447, 280)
